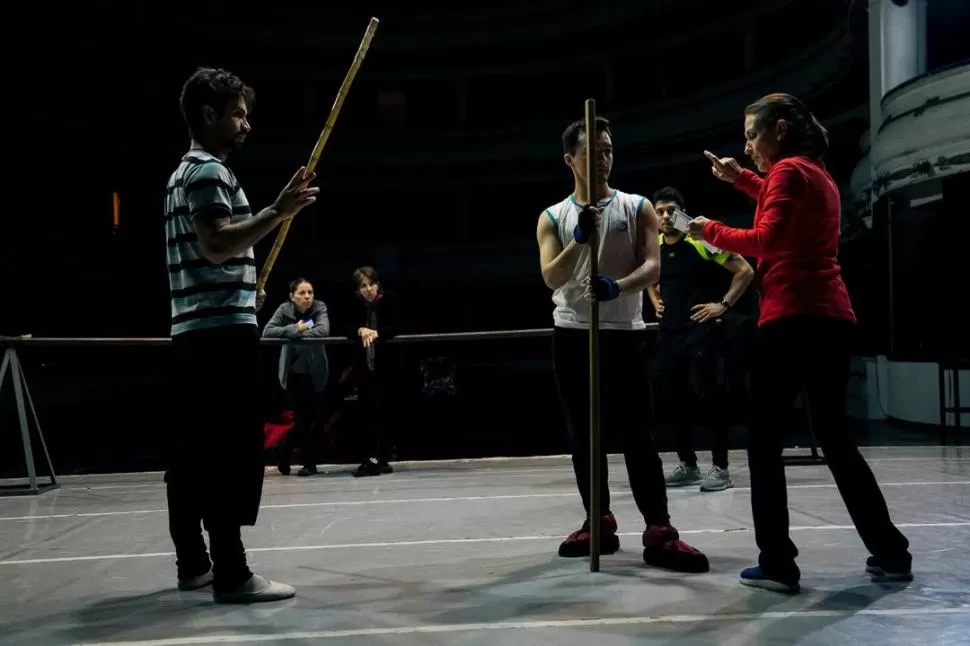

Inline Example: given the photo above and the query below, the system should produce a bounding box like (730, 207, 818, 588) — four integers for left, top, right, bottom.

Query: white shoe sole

(214, 575, 296, 604)
(665, 479, 703, 487)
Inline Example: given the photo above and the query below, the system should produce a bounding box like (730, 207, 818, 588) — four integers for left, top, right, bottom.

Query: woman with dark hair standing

(263, 277, 330, 476)
(687, 93, 912, 594)
(349, 266, 400, 477)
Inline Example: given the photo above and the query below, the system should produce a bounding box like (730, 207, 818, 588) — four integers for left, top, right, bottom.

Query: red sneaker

(642, 524, 709, 573)
(558, 512, 621, 558)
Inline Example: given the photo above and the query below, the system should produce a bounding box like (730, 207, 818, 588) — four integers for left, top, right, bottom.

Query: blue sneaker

(740, 566, 800, 594)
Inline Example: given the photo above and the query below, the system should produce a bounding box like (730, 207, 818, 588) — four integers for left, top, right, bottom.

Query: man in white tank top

(536, 115, 709, 573)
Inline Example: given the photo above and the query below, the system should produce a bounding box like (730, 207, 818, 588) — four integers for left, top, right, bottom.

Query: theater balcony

(850, 60, 970, 428)
(846, 0, 970, 431)
(851, 61, 970, 208)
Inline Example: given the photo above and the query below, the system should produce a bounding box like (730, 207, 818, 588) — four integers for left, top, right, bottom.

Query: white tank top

(544, 188, 647, 331)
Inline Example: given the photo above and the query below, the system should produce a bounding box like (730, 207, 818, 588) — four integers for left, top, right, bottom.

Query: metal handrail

(0, 324, 659, 347)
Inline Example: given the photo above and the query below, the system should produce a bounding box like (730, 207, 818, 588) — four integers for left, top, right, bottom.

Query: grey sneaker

(665, 463, 702, 487)
(700, 466, 734, 492)
(213, 574, 296, 604)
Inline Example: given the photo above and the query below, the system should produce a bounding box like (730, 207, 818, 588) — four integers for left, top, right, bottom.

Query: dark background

(2, 0, 968, 477)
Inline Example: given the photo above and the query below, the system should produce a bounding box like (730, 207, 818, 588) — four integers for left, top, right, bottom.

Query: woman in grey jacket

(263, 278, 330, 476)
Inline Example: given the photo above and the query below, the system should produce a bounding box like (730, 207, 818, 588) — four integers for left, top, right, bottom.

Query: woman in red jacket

(688, 93, 912, 594)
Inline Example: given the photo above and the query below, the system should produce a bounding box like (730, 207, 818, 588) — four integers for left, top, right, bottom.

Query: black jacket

(348, 291, 400, 375)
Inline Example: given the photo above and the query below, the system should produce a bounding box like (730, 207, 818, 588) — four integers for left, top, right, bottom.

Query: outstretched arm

(702, 164, 802, 258)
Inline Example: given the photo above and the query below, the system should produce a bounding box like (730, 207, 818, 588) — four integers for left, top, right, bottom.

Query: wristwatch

(720, 298, 732, 309)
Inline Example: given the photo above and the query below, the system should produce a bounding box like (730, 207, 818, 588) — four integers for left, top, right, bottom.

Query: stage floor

(1, 446, 968, 646)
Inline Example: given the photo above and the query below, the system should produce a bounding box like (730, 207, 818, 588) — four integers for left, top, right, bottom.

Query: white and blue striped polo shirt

(164, 149, 257, 336)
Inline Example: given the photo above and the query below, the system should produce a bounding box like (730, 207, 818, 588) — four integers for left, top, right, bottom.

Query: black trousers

(748, 316, 910, 576)
(280, 372, 323, 467)
(357, 366, 391, 463)
(721, 314, 757, 423)
(552, 326, 670, 526)
(657, 324, 729, 468)
(165, 324, 264, 589)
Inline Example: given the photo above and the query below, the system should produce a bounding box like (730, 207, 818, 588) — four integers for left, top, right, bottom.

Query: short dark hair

(353, 265, 379, 286)
(562, 115, 613, 156)
(744, 93, 829, 161)
(651, 186, 685, 209)
(289, 277, 312, 294)
(179, 67, 255, 140)
(353, 266, 382, 300)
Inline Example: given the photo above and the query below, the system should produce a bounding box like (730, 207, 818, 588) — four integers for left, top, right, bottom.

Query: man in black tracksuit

(647, 187, 754, 492)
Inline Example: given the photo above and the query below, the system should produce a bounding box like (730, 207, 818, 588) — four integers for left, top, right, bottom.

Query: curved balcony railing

(850, 59, 970, 202)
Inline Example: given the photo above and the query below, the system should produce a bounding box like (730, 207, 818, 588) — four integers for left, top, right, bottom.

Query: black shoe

(866, 554, 913, 581)
(353, 458, 391, 477)
(276, 446, 291, 475)
(297, 465, 318, 477)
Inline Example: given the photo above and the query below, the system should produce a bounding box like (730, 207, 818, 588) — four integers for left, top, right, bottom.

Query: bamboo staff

(256, 17, 380, 292)
(584, 98, 603, 573)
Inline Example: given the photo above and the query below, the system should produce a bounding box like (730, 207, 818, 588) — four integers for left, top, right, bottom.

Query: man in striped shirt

(164, 67, 318, 604)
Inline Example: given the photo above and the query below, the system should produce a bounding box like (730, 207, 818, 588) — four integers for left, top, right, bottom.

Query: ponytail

(808, 112, 830, 154)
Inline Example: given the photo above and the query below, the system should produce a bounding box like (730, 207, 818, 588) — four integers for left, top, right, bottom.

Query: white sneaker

(213, 574, 296, 604)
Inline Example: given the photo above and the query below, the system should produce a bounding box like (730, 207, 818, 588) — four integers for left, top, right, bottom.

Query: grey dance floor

(1, 446, 968, 645)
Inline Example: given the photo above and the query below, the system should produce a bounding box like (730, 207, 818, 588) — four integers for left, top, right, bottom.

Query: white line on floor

(2, 480, 969, 522)
(3, 520, 968, 566)
(7, 459, 951, 494)
(0, 492, 575, 521)
(1, 448, 964, 493)
(25, 468, 574, 492)
(67, 606, 970, 645)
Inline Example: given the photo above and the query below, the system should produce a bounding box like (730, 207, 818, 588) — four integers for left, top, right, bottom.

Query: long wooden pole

(256, 17, 379, 293)
(584, 98, 602, 573)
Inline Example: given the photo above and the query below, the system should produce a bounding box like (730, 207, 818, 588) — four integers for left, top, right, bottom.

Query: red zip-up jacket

(702, 155, 856, 327)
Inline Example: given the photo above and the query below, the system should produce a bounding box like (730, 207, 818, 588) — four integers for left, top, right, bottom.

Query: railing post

(0, 341, 58, 496)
